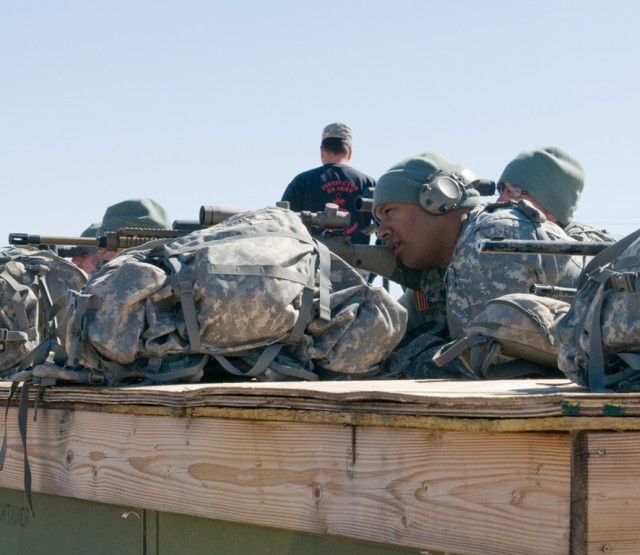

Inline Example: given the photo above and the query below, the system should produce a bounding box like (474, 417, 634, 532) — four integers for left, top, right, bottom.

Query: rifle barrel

(530, 284, 578, 297)
(481, 239, 614, 256)
(9, 233, 99, 247)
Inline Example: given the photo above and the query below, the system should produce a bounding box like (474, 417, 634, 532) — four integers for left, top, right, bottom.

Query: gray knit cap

(372, 152, 481, 217)
(99, 198, 171, 233)
(498, 146, 584, 226)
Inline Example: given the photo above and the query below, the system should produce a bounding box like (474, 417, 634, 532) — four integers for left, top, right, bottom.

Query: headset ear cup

(418, 172, 466, 214)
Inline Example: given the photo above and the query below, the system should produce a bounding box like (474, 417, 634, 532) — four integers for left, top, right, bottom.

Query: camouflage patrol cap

(82, 223, 100, 238)
(74, 223, 101, 256)
(322, 123, 353, 145)
(99, 198, 171, 233)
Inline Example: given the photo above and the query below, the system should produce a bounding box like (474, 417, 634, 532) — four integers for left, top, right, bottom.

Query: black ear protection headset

(417, 170, 496, 215)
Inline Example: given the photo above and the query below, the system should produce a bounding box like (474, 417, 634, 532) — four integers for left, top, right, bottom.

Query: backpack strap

(587, 266, 640, 392)
(433, 335, 488, 367)
(603, 354, 640, 391)
(579, 227, 640, 288)
(214, 345, 318, 381)
(433, 334, 501, 378)
(0, 269, 38, 343)
(65, 291, 100, 367)
(97, 353, 209, 385)
(166, 256, 202, 353)
(0, 378, 35, 516)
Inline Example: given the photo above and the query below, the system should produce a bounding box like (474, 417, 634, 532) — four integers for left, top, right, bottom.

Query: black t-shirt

(281, 163, 375, 244)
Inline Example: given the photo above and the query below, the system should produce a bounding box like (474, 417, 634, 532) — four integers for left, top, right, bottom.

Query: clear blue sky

(2, 1, 639, 246)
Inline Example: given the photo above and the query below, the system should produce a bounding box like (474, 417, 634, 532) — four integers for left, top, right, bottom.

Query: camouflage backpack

(557, 228, 640, 391)
(0, 247, 87, 377)
(433, 293, 570, 379)
(57, 206, 407, 385)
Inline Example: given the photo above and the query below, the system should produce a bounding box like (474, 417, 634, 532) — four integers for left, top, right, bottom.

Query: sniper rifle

(9, 203, 423, 288)
(480, 238, 615, 256)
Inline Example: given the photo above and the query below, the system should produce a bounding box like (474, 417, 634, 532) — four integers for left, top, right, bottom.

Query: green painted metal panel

(0, 488, 142, 555)
(1, 487, 457, 555)
(155, 512, 425, 555)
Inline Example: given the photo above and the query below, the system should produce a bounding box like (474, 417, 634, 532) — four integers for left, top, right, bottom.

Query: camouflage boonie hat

(99, 198, 171, 233)
(322, 123, 353, 144)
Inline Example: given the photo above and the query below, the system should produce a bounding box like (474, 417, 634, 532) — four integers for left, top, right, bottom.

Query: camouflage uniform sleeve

(398, 267, 449, 338)
(445, 206, 583, 339)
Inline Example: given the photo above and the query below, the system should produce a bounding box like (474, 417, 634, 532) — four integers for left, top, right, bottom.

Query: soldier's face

(72, 253, 97, 273)
(376, 203, 445, 270)
(91, 249, 119, 271)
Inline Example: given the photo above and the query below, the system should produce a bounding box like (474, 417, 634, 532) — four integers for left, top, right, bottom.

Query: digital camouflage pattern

(557, 231, 640, 391)
(564, 221, 618, 243)
(383, 201, 584, 380)
(64, 206, 407, 383)
(446, 201, 584, 339)
(433, 293, 570, 379)
(398, 267, 448, 337)
(0, 247, 87, 376)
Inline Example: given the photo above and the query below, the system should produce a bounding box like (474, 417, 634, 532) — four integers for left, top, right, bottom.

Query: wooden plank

(573, 432, 640, 555)
(5, 378, 640, 422)
(0, 407, 571, 555)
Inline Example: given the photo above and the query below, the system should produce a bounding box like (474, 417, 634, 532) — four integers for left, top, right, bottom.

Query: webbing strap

(17, 338, 54, 372)
(0, 381, 19, 471)
(166, 256, 201, 353)
(587, 267, 640, 392)
(66, 291, 99, 366)
(1, 269, 32, 333)
(214, 344, 283, 378)
(579, 227, 640, 288)
(433, 335, 488, 367)
(432, 334, 496, 379)
(35, 267, 54, 318)
(17, 381, 34, 516)
(191, 263, 315, 288)
(0, 327, 37, 343)
(161, 229, 317, 258)
(283, 252, 320, 346)
(0, 379, 35, 516)
(587, 271, 611, 392)
(314, 239, 332, 321)
(99, 354, 209, 384)
(618, 352, 640, 369)
(214, 345, 318, 380)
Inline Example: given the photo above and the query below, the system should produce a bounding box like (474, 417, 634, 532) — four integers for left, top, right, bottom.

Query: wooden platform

(1, 378, 640, 555)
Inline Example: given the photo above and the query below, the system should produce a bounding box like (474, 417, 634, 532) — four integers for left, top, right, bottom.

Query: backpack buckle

(609, 272, 638, 293)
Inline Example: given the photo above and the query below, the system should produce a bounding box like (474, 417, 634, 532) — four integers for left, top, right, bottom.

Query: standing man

(281, 123, 376, 244)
